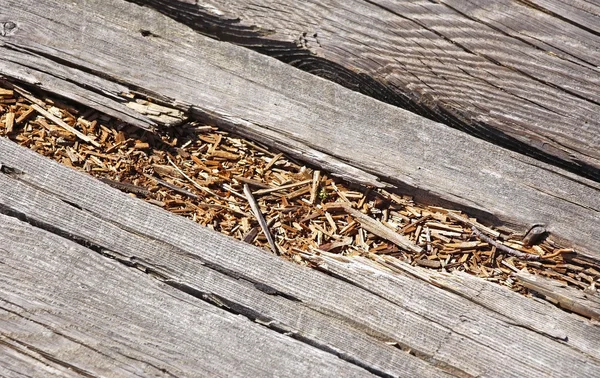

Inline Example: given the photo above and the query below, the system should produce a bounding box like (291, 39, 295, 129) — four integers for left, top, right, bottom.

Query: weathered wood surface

(126, 0, 600, 182)
(2, 135, 600, 377)
(305, 252, 600, 360)
(0, 0, 598, 259)
(516, 270, 600, 321)
(0, 214, 377, 378)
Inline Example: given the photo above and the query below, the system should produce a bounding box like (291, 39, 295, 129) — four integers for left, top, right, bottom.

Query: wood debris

(1, 82, 598, 306)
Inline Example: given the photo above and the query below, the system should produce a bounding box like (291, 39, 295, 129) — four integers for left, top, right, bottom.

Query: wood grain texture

(0, 214, 378, 378)
(308, 253, 600, 361)
(128, 0, 600, 181)
(1, 138, 599, 377)
(0, 0, 598, 258)
(0, 343, 81, 378)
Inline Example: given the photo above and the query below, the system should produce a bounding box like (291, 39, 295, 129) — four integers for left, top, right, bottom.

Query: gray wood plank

(126, 0, 600, 181)
(521, 0, 600, 34)
(1, 138, 599, 377)
(305, 253, 600, 361)
(516, 270, 600, 320)
(0, 343, 81, 378)
(0, 0, 598, 259)
(0, 49, 157, 131)
(0, 213, 376, 378)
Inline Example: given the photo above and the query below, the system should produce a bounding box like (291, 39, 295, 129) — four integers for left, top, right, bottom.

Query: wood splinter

(472, 226, 540, 261)
(13, 86, 102, 148)
(244, 183, 280, 255)
(325, 202, 422, 254)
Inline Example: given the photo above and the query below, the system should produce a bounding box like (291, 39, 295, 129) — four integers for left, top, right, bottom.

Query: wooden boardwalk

(2, 137, 600, 377)
(1, 0, 599, 376)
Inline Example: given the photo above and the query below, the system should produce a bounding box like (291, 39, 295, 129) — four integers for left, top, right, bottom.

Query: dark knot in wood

(0, 21, 17, 37)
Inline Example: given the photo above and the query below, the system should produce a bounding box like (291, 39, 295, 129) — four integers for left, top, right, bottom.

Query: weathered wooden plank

(516, 271, 600, 320)
(306, 253, 600, 361)
(1, 138, 599, 377)
(0, 0, 599, 258)
(125, 0, 600, 182)
(439, 0, 600, 66)
(0, 214, 378, 377)
(519, 0, 600, 34)
(0, 50, 158, 131)
(0, 343, 81, 378)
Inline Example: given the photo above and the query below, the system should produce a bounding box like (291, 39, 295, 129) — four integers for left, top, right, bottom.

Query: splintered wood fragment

(285, 186, 311, 200)
(253, 179, 312, 195)
(167, 156, 233, 202)
(400, 215, 432, 234)
(208, 133, 222, 154)
(152, 164, 185, 179)
(424, 227, 432, 254)
(447, 212, 500, 238)
(319, 237, 353, 252)
(309, 170, 321, 204)
(516, 271, 600, 321)
(4, 112, 14, 133)
(15, 106, 35, 124)
(415, 259, 441, 269)
(31, 104, 101, 147)
(194, 202, 252, 218)
(330, 181, 350, 203)
(98, 177, 150, 196)
(325, 202, 422, 253)
(501, 260, 520, 273)
(325, 212, 337, 232)
(234, 175, 271, 189)
(264, 152, 283, 171)
(444, 241, 483, 250)
(222, 183, 246, 200)
(472, 227, 540, 261)
(143, 173, 199, 200)
(244, 184, 279, 255)
(12, 85, 45, 107)
(211, 150, 239, 160)
(243, 226, 260, 243)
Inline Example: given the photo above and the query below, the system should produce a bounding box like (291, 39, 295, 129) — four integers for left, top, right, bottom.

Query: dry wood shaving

(1, 83, 598, 304)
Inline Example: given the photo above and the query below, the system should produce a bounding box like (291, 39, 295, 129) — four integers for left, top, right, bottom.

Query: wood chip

(4, 112, 15, 133)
